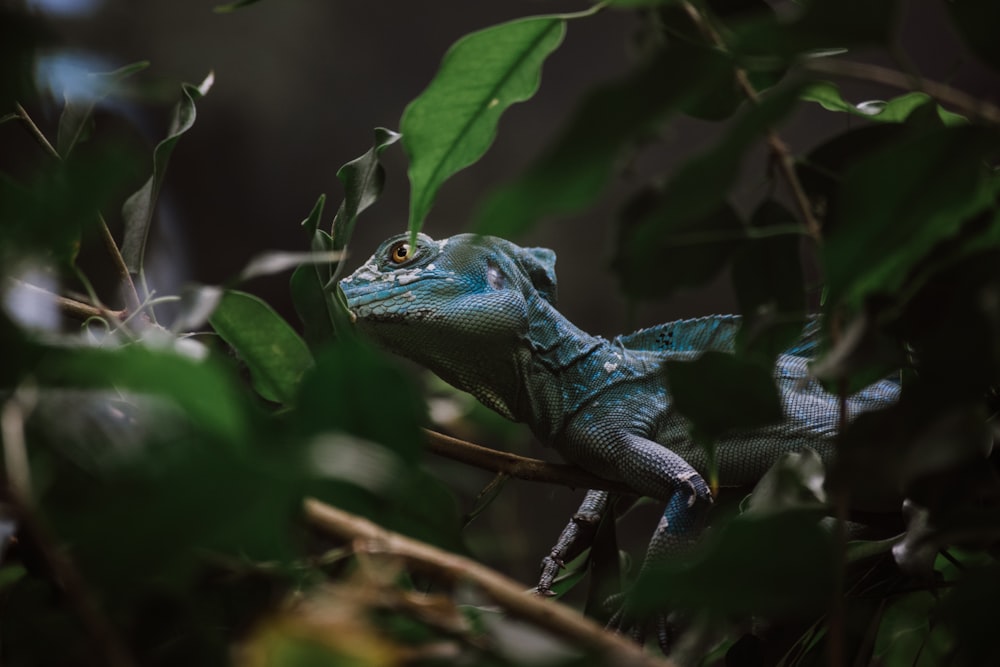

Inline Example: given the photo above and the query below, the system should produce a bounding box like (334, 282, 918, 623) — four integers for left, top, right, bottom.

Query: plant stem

(804, 58, 1000, 126)
(304, 498, 672, 667)
(423, 429, 634, 494)
(679, 2, 822, 243)
(9, 279, 127, 322)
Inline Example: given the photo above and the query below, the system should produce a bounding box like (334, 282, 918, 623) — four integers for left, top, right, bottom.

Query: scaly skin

(339, 232, 900, 645)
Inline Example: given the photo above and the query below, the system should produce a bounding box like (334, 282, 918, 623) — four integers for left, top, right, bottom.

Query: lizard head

(337, 232, 559, 414)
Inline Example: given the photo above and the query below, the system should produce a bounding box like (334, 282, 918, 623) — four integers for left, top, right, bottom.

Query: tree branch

(423, 429, 634, 494)
(679, 2, 822, 243)
(8, 279, 127, 322)
(802, 58, 1000, 126)
(303, 498, 673, 667)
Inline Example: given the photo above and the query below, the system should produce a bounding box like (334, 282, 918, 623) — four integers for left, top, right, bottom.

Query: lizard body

(339, 232, 900, 635)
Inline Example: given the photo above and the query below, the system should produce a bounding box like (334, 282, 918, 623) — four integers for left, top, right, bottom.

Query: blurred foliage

(2, 0, 1000, 666)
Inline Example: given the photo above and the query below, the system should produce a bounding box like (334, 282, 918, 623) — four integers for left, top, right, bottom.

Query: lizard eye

(388, 241, 414, 264)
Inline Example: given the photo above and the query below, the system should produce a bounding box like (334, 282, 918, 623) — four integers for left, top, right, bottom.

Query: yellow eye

(389, 241, 412, 264)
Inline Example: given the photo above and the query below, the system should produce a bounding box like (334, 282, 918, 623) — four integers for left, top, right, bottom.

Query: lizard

(337, 231, 901, 648)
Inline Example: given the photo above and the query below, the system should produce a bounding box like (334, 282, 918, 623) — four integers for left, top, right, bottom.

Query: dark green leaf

(633, 511, 834, 616)
(666, 351, 783, 441)
(214, 0, 264, 13)
(209, 289, 313, 405)
(732, 200, 808, 361)
(33, 344, 249, 441)
(823, 125, 1000, 307)
(403, 15, 567, 233)
(121, 72, 213, 272)
(734, 0, 900, 60)
(475, 41, 734, 237)
(331, 127, 401, 252)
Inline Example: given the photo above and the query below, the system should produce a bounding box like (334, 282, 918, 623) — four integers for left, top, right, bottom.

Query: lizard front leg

(564, 424, 713, 650)
(536, 489, 609, 596)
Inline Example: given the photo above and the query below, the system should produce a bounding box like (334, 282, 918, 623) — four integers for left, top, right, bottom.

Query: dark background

(12, 0, 1000, 581)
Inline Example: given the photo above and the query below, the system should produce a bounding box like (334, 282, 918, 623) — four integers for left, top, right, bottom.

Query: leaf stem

(14, 102, 144, 318)
(679, 2, 822, 243)
(8, 279, 127, 322)
(423, 429, 634, 493)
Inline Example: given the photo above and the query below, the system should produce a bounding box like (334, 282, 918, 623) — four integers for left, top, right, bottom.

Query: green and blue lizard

(338, 232, 900, 647)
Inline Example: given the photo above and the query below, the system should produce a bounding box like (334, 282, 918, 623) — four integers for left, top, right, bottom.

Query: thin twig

(8, 279, 127, 322)
(803, 58, 1000, 126)
(423, 429, 634, 494)
(14, 103, 144, 317)
(303, 498, 672, 667)
(679, 2, 822, 242)
(1, 393, 136, 667)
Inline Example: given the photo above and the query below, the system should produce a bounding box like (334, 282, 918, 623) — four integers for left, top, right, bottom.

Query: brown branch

(1, 392, 136, 667)
(9, 280, 127, 322)
(423, 429, 634, 494)
(803, 58, 1000, 126)
(679, 2, 823, 243)
(304, 498, 673, 667)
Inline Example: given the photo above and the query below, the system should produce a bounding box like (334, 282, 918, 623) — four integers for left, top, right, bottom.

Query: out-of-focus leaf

(403, 15, 567, 233)
(121, 72, 213, 272)
(732, 200, 807, 361)
(616, 197, 745, 299)
(297, 340, 462, 549)
(946, 1, 1000, 73)
(209, 289, 312, 405)
(475, 41, 733, 237)
(823, 126, 1000, 308)
(33, 343, 249, 441)
(0, 146, 140, 264)
(802, 81, 966, 126)
(614, 83, 802, 298)
(666, 351, 783, 442)
(633, 511, 834, 616)
(734, 0, 900, 61)
(56, 60, 149, 158)
(331, 127, 400, 253)
(238, 250, 343, 283)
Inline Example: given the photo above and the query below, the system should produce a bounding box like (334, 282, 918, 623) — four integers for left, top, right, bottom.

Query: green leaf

(402, 15, 567, 233)
(666, 351, 783, 442)
(475, 41, 734, 237)
(33, 344, 249, 441)
(209, 289, 312, 405)
(633, 511, 834, 616)
(823, 125, 1000, 308)
(331, 127, 401, 252)
(802, 81, 967, 126)
(56, 60, 149, 158)
(734, 0, 900, 60)
(121, 72, 213, 272)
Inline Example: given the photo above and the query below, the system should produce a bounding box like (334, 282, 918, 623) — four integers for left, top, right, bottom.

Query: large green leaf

(402, 15, 567, 233)
(666, 351, 783, 442)
(823, 125, 1000, 308)
(209, 289, 312, 405)
(121, 72, 213, 272)
(475, 41, 734, 237)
